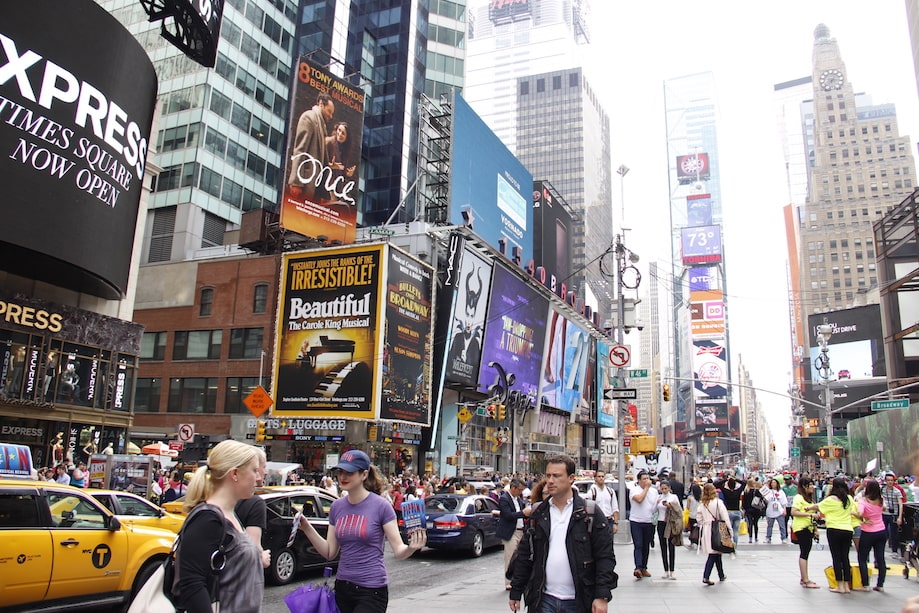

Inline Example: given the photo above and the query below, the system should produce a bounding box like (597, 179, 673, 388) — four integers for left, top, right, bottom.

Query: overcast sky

(585, 2, 918, 454)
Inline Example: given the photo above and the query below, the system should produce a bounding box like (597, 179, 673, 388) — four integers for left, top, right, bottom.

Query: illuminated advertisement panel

(380, 247, 433, 425)
(450, 93, 533, 264)
(692, 338, 728, 399)
(690, 290, 724, 337)
(444, 245, 493, 387)
(596, 339, 616, 428)
(0, 1, 158, 300)
(686, 193, 713, 227)
(681, 225, 723, 265)
(695, 400, 728, 435)
(689, 266, 718, 291)
(477, 265, 549, 399)
(533, 182, 572, 294)
(280, 56, 366, 244)
(273, 246, 384, 418)
(541, 310, 591, 413)
(676, 153, 711, 183)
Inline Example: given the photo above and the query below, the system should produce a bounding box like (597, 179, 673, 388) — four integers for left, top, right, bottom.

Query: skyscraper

(795, 24, 917, 316)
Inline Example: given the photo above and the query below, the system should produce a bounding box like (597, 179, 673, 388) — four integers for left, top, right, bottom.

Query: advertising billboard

(533, 182, 572, 294)
(444, 243, 493, 387)
(596, 339, 616, 428)
(681, 225, 723, 265)
(380, 247, 434, 425)
(676, 153, 711, 183)
(450, 93, 533, 265)
(695, 400, 729, 435)
(690, 289, 725, 337)
(541, 310, 591, 413)
(273, 246, 384, 418)
(807, 304, 885, 383)
(477, 265, 549, 400)
(688, 266, 719, 291)
(280, 56, 366, 244)
(0, 1, 158, 300)
(686, 193, 713, 227)
(692, 338, 728, 399)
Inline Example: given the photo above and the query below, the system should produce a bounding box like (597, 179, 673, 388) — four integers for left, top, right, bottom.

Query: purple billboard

(477, 265, 549, 399)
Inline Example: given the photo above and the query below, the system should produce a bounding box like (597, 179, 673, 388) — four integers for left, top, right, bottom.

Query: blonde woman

(175, 440, 263, 613)
(697, 482, 732, 585)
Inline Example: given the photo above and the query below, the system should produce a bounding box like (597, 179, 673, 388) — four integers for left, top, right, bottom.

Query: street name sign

(628, 369, 648, 378)
(871, 398, 909, 411)
(790, 447, 801, 458)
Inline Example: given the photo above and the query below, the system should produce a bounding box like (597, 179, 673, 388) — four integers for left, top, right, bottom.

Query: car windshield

(425, 496, 461, 512)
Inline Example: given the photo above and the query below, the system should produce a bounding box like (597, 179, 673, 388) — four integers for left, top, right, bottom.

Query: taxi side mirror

(108, 516, 121, 531)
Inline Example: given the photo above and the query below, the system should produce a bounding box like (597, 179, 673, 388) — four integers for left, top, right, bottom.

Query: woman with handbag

(175, 440, 264, 612)
(298, 449, 426, 612)
(764, 478, 789, 544)
(790, 476, 821, 588)
(697, 482, 732, 586)
(742, 478, 765, 544)
(809, 476, 861, 594)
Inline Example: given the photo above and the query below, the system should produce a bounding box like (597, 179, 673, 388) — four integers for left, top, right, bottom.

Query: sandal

(873, 586, 884, 592)
(801, 580, 820, 589)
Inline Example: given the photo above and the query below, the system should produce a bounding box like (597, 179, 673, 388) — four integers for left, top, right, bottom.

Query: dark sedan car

(405, 494, 502, 557)
(259, 487, 339, 585)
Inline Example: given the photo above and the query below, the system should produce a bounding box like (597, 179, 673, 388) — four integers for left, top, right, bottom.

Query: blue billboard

(541, 310, 591, 413)
(450, 93, 533, 265)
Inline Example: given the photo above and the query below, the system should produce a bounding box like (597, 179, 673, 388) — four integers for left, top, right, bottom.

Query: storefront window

(111, 357, 136, 412)
(0, 330, 39, 402)
(55, 343, 111, 408)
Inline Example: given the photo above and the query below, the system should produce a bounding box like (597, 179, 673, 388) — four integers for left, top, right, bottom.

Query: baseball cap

(334, 449, 370, 473)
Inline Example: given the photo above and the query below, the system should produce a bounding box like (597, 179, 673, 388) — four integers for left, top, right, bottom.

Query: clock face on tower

(819, 68, 845, 91)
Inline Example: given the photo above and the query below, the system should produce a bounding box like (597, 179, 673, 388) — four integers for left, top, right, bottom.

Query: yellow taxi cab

(0, 479, 176, 612)
(90, 489, 185, 534)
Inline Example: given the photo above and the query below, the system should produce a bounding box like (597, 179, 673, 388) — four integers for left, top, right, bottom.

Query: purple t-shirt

(330, 492, 397, 587)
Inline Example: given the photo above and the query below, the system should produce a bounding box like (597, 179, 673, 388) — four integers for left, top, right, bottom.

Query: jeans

(858, 529, 888, 587)
(703, 553, 725, 580)
(335, 580, 389, 613)
(538, 594, 579, 613)
(766, 515, 787, 541)
(883, 514, 901, 553)
(656, 521, 676, 572)
(727, 510, 742, 545)
(630, 521, 655, 570)
(826, 528, 853, 583)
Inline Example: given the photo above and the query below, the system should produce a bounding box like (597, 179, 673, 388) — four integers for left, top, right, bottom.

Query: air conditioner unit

(528, 442, 565, 454)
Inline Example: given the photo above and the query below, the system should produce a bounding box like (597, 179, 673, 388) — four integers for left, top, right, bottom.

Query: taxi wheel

(269, 548, 297, 585)
(130, 558, 163, 601)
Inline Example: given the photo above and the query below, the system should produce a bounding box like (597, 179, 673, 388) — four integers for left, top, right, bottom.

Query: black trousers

(826, 528, 853, 583)
(335, 579, 389, 613)
(656, 521, 676, 571)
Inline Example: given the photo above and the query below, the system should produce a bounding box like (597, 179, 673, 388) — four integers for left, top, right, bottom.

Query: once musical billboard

(450, 93, 533, 265)
(0, 1, 158, 299)
(273, 245, 384, 419)
(281, 56, 366, 244)
(477, 265, 549, 400)
(380, 247, 434, 425)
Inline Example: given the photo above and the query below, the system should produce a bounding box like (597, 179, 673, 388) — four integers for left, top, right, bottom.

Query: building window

(141, 332, 167, 361)
(229, 328, 264, 359)
(173, 330, 222, 360)
(135, 378, 162, 412)
(536, 78, 544, 93)
(167, 377, 218, 413)
(200, 288, 214, 316)
(226, 377, 261, 414)
(253, 284, 269, 313)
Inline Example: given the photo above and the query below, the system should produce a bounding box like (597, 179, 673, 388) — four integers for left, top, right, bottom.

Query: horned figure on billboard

(450, 266, 484, 363)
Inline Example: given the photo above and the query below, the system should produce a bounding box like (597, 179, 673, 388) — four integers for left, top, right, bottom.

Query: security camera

(636, 324, 644, 331)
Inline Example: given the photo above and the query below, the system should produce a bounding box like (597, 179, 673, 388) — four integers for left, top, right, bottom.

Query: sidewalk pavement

(389, 539, 919, 612)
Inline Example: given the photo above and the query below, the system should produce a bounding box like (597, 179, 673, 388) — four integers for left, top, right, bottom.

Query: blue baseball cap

(334, 449, 370, 473)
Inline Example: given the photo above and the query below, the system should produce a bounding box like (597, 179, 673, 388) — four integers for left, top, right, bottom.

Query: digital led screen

(676, 153, 711, 183)
(477, 265, 549, 400)
(596, 340, 616, 428)
(681, 225, 723, 265)
(692, 338, 728, 399)
(533, 182, 572, 294)
(686, 193, 713, 227)
(450, 93, 533, 265)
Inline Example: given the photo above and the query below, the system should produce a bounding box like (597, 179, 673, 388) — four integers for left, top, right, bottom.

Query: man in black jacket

(497, 478, 530, 589)
(509, 455, 616, 613)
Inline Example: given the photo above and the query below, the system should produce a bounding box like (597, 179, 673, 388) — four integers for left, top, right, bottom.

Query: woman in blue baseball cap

(298, 449, 426, 612)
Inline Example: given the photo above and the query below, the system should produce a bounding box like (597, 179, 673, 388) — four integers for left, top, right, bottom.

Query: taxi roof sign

(0, 443, 35, 478)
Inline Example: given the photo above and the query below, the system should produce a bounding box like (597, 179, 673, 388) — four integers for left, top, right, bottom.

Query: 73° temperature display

(681, 225, 723, 264)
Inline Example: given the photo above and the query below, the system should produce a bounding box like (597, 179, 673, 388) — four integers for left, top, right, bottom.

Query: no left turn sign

(177, 423, 195, 443)
(609, 345, 631, 368)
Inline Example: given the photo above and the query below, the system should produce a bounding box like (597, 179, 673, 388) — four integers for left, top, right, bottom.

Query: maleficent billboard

(0, 1, 158, 299)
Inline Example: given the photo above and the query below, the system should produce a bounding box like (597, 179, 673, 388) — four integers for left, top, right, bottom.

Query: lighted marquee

(681, 225, 722, 265)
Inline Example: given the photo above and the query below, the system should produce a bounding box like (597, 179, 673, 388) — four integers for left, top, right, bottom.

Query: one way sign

(603, 388, 637, 400)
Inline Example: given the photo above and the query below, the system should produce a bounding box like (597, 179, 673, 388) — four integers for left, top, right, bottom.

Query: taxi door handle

(59, 539, 80, 546)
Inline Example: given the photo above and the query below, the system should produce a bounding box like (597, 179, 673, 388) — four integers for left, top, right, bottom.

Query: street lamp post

(815, 321, 834, 470)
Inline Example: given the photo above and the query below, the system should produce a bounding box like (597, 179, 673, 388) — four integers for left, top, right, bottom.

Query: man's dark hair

(546, 455, 576, 476)
(637, 470, 649, 480)
(317, 92, 333, 105)
(509, 478, 525, 489)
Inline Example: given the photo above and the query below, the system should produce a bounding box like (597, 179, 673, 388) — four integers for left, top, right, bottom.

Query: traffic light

(255, 420, 266, 443)
(662, 383, 671, 401)
(497, 404, 506, 421)
(485, 403, 497, 419)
